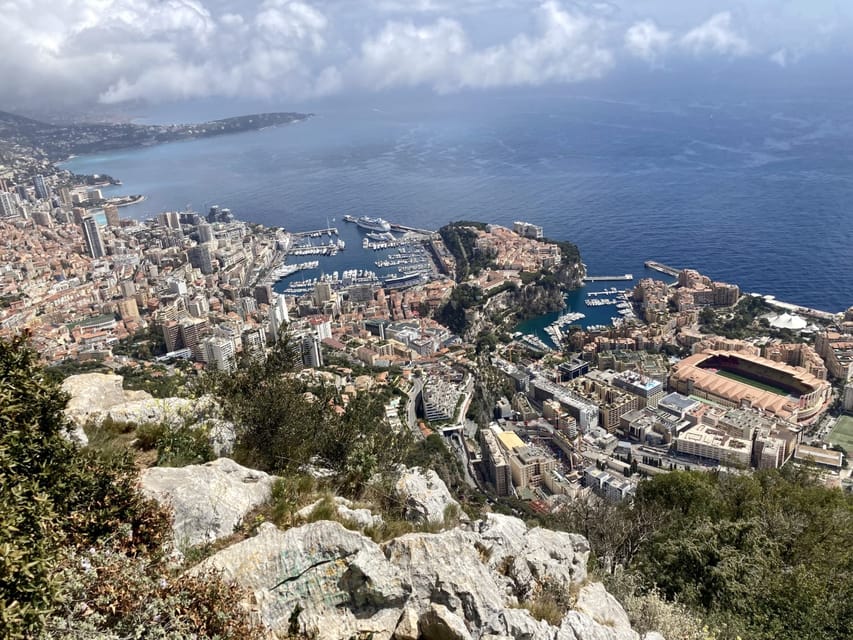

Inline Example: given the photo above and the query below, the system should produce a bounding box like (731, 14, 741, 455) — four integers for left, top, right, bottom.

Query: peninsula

(0, 110, 312, 165)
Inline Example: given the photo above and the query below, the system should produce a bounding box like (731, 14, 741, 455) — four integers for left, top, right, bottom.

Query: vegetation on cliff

(438, 220, 494, 282)
(547, 468, 853, 640)
(0, 336, 259, 639)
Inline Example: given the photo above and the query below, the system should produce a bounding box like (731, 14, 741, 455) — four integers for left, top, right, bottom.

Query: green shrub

(156, 424, 214, 467)
(0, 338, 188, 639)
(135, 421, 168, 451)
(44, 546, 261, 639)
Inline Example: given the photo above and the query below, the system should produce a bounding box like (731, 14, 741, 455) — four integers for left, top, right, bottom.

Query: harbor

(273, 214, 441, 299)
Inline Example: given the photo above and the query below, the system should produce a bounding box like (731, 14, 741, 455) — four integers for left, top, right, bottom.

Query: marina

(292, 227, 339, 238)
(543, 310, 586, 345)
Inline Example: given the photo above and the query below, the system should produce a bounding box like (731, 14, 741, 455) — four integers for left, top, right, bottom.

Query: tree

(1, 335, 261, 639)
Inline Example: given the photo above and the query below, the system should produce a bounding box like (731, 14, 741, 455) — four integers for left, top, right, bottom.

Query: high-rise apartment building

(103, 204, 120, 227)
(32, 175, 51, 200)
(81, 216, 106, 258)
(0, 192, 16, 218)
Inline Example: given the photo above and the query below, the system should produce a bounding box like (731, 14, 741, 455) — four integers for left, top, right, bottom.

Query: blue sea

(62, 89, 853, 315)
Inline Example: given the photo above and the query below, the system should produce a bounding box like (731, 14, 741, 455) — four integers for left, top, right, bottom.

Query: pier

(390, 223, 434, 235)
(293, 227, 338, 238)
(583, 274, 633, 282)
(644, 261, 681, 277)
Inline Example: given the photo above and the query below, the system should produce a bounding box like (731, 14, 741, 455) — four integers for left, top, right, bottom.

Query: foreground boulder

(61, 372, 150, 444)
(395, 466, 466, 525)
(191, 512, 659, 640)
(141, 458, 276, 547)
(192, 520, 409, 639)
(477, 513, 590, 599)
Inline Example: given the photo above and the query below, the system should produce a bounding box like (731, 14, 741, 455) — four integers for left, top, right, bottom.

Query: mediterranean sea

(61, 90, 853, 315)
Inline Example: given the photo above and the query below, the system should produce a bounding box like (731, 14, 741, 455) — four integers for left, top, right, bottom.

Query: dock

(583, 274, 633, 282)
(293, 227, 338, 238)
(644, 261, 680, 277)
(390, 223, 434, 235)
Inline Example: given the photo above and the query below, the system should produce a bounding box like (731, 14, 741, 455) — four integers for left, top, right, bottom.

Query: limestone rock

(642, 634, 666, 640)
(393, 603, 421, 640)
(558, 611, 639, 640)
(192, 520, 409, 640)
(395, 467, 464, 526)
(186, 503, 656, 640)
(383, 528, 505, 628)
(478, 514, 589, 598)
(61, 372, 141, 426)
(485, 608, 557, 640)
(140, 458, 276, 547)
(103, 396, 195, 427)
(296, 496, 383, 530)
(419, 603, 474, 640)
(574, 583, 633, 634)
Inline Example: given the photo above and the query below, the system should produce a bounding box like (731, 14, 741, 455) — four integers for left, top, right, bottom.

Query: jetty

(583, 274, 633, 282)
(390, 223, 434, 235)
(644, 261, 680, 277)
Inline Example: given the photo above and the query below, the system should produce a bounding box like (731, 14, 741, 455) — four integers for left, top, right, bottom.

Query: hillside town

(2, 166, 853, 513)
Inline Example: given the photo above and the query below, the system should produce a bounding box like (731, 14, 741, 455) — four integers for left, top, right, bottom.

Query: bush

(44, 546, 261, 639)
(520, 578, 575, 627)
(155, 423, 214, 467)
(0, 336, 248, 638)
(135, 421, 168, 451)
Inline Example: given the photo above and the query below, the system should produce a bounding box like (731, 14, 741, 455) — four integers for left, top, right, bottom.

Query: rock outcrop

(141, 458, 277, 547)
(191, 521, 408, 639)
(296, 496, 383, 530)
(60, 373, 236, 455)
(192, 512, 658, 640)
(395, 466, 465, 525)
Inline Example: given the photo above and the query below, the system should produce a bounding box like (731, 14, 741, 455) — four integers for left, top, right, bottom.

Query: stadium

(669, 350, 831, 424)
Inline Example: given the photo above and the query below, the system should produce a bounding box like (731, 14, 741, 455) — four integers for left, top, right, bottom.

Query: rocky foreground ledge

(139, 459, 663, 640)
(188, 514, 655, 640)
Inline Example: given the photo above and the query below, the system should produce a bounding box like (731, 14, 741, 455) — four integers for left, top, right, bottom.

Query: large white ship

(355, 216, 391, 232)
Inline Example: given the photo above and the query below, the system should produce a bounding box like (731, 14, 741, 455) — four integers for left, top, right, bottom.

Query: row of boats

(289, 238, 346, 256)
(266, 260, 319, 283)
(544, 311, 586, 345)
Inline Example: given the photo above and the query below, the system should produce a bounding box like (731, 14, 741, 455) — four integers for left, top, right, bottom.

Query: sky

(1, 0, 851, 115)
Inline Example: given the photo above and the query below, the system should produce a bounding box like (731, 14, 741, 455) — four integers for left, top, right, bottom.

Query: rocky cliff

(139, 459, 663, 640)
(187, 513, 656, 640)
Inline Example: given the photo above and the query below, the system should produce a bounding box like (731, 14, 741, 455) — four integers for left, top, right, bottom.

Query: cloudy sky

(1, 0, 850, 113)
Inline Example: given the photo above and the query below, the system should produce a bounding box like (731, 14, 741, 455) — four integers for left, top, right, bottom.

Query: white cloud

(770, 48, 787, 68)
(353, 1, 613, 92)
(680, 11, 750, 57)
(0, 0, 338, 109)
(624, 20, 672, 62)
(0, 0, 839, 112)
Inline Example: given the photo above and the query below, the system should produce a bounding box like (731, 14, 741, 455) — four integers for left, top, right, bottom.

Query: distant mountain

(0, 110, 312, 162)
